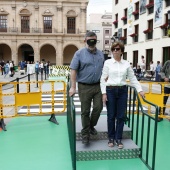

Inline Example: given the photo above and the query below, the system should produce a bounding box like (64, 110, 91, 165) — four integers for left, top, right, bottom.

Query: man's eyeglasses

(112, 48, 121, 51)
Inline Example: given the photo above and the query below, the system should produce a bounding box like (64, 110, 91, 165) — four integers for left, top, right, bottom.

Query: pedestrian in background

(69, 31, 104, 144)
(100, 41, 145, 149)
(155, 61, 161, 82)
(150, 61, 155, 76)
(4, 61, 10, 78)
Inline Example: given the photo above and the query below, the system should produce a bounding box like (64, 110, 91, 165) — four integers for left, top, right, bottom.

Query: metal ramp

(76, 116, 140, 161)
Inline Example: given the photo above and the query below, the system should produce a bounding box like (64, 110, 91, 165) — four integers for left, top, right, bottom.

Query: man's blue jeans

(106, 86, 127, 141)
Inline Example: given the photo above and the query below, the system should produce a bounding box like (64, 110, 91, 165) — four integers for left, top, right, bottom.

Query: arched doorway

(18, 44, 34, 63)
(63, 45, 78, 65)
(40, 45, 56, 64)
(0, 44, 12, 62)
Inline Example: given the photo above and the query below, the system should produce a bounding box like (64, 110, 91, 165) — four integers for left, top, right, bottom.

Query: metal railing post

(28, 74, 30, 92)
(17, 77, 19, 93)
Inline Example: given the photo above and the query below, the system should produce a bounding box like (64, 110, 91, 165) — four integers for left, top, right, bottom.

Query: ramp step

(76, 139, 140, 161)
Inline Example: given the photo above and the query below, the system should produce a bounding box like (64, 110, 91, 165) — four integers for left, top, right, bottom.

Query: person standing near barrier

(100, 41, 145, 149)
(4, 61, 10, 78)
(159, 60, 170, 115)
(155, 61, 161, 82)
(69, 31, 104, 144)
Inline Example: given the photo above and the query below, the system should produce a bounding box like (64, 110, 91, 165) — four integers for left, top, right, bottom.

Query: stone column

(34, 40, 40, 62)
(57, 2, 63, 33)
(11, 40, 18, 65)
(80, 4, 87, 34)
(56, 37, 63, 65)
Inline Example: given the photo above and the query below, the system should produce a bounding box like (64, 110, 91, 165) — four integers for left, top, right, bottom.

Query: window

(123, 52, 127, 60)
(122, 8, 127, 25)
(162, 14, 168, 36)
(163, 47, 170, 64)
(92, 30, 100, 33)
(133, 51, 138, 68)
(165, 0, 170, 7)
(146, 49, 153, 70)
(105, 30, 109, 34)
(148, 20, 153, 40)
(43, 16, 52, 33)
(134, 2, 139, 20)
(21, 16, 30, 33)
(67, 17, 76, 34)
(134, 25, 139, 42)
(148, 0, 154, 14)
(121, 29, 127, 45)
(105, 40, 109, 44)
(115, 13, 118, 28)
(0, 15, 7, 32)
(115, 0, 118, 5)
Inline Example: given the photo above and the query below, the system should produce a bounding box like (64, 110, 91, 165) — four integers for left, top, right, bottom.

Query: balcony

(160, 23, 168, 29)
(0, 27, 81, 35)
(143, 28, 153, 34)
(145, 2, 154, 8)
(129, 33, 137, 37)
(0, 27, 59, 34)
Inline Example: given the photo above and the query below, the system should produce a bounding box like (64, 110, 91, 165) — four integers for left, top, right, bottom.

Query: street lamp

(111, 35, 119, 44)
(102, 49, 110, 60)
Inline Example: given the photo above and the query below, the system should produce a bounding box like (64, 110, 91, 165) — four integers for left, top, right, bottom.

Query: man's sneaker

(90, 127, 97, 135)
(116, 140, 124, 149)
(82, 136, 89, 144)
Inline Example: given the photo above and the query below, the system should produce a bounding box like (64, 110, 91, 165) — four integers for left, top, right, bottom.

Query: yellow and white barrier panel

(48, 65, 70, 82)
(0, 80, 67, 120)
(139, 81, 170, 119)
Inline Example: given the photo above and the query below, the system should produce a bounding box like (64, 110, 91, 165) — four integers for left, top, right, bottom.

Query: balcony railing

(0, 27, 80, 34)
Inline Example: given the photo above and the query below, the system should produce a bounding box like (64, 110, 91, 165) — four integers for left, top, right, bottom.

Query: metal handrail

(67, 79, 76, 170)
(126, 85, 158, 170)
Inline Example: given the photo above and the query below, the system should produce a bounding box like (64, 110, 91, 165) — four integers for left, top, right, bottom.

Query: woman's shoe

(116, 140, 124, 149)
(108, 139, 114, 147)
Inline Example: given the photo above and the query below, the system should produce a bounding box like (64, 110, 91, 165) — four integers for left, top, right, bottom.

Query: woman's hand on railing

(139, 91, 145, 98)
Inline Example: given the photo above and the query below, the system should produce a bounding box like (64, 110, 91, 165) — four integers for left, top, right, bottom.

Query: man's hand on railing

(69, 87, 76, 97)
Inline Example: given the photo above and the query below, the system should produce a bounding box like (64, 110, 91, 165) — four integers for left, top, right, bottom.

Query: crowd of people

(132, 56, 162, 82)
(0, 60, 15, 77)
(19, 60, 50, 75)
(0, 60, 51, 77)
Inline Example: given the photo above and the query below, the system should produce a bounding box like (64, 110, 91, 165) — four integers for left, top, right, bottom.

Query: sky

(87, 0, 112, 22)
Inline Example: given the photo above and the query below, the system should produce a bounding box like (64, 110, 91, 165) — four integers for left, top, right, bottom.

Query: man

(69, 31, 104, 144)
(159, 60, 170, 115)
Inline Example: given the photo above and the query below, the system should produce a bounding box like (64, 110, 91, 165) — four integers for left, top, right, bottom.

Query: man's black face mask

(87, 39, 97, 46)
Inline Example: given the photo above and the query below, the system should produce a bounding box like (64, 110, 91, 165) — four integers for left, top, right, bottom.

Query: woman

(4, 61, 10, 78)
(100, 42, 145, 149)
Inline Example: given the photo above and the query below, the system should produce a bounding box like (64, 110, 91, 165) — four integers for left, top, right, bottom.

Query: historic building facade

(0, 0, 88, 65)
(112, 0, 170, 69)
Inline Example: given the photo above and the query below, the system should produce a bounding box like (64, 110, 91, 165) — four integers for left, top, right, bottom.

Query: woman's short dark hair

(111, 41, 125, 53)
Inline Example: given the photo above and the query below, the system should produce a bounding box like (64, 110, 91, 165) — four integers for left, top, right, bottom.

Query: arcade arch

(40, 44, 56, 64)
(63, 45, 78, 65)
(18, 44, 34, 63)
(0, 44, 12, 62)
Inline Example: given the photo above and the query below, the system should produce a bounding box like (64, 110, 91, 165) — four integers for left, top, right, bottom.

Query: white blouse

(100, 58, 143, 94)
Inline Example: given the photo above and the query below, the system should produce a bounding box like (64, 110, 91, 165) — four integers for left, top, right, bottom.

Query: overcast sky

(87, 0, 112, 21)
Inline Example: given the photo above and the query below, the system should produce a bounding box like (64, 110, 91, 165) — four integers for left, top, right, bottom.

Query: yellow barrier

(0, 80, 67, 119)
(139, 81, 170, 119)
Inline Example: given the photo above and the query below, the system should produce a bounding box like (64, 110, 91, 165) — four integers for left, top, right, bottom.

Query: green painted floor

(0, 116, 170, 170)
